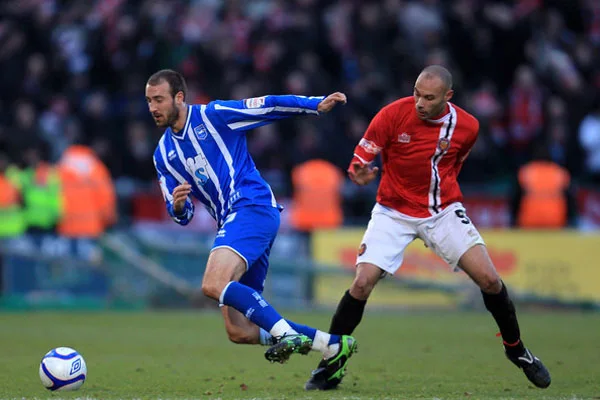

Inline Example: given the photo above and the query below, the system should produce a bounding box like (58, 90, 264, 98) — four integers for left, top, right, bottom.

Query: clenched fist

(172, 183, 192, 215)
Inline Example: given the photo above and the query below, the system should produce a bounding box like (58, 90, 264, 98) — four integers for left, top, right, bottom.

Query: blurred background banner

(0, 0, 599, 312)
(312, 229, 600, 307)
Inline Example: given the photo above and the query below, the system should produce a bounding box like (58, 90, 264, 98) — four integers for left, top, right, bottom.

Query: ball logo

(358, 243, 367, 256)
(69, 358, 81, 375)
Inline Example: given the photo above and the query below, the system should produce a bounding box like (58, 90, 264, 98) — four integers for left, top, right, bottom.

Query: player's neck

(429, 103, 449, 121)
(171, 104, 188, 133)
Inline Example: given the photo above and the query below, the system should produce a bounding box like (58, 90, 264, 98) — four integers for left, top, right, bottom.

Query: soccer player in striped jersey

(147, 70, 357, 373)
(304, 65, 551, 390)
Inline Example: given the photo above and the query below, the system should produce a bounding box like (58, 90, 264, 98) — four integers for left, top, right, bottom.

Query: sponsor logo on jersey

(194, 124, 208, 140)
(245, 96, 266, 108)
(438, 137, 450, 152)
(398, 132, 411, 143)
(359, 138, 382, 154)
(358, 243, 367, 256)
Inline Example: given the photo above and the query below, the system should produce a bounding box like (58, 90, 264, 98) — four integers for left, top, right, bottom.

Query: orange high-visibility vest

(57, 145, 116, 238)
(290, 159, 343, 231)
(517, 161, 570, 228)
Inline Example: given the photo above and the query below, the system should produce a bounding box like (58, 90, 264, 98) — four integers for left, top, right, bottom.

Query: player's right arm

(153, 153, 195, 225)
(347, 106, 391, 185)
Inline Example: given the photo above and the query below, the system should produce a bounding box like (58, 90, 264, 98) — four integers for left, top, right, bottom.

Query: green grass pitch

(0, 311, 599, 399)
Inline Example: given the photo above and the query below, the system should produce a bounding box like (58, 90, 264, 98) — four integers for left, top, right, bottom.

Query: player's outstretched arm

(210, 93, 346, 132)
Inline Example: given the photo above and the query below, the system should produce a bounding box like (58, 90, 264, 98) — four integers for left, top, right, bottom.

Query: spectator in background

(578, 97, 600, 184)
(290, 159, 344, 233)
(512, 145, 574, 229)
(0, 153, 25, 239)
(7, 145, 62, 234)
(507, 65, 544, 168)
(0, 152, 25, 297)
(57, 142, 116, 238)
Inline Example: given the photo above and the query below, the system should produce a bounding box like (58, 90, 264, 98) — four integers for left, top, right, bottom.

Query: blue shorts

(212, 205, 280, 293)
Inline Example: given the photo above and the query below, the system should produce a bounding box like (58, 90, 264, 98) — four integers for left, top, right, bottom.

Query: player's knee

(200, 281, 221, 300)
(351, 275, 375, 300)
(479, 274, 502, 294)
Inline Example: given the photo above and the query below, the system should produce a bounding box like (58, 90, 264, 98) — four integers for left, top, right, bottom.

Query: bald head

(420, 65, 453, 90)
(413, 65, 454, 120)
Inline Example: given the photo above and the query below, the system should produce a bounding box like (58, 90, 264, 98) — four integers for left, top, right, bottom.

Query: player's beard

(166, 101, 180, 128)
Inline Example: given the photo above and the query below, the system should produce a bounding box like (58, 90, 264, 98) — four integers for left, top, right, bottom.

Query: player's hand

(348, 162, 379, 185)
(318, 92, 347, 113)
(172, 183, 192, 215)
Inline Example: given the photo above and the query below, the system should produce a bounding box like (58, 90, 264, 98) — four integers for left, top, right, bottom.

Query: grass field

(0, 310, 599, 400)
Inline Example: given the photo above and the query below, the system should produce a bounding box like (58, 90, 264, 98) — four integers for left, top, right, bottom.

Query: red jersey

(351, 97, 479, 218)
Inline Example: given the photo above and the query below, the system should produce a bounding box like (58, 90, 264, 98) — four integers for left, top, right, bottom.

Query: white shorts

(356, 202, 485, 274)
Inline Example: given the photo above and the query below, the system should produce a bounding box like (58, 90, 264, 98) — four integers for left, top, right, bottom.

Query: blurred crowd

(1, 0, 600, 229)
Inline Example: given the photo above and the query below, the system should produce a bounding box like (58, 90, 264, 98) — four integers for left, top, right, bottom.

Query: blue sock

(221, 282, 283, 332)
(286, 320, 317, 340)
(287, 320, 341, 345)
(328, 334, 341, 345)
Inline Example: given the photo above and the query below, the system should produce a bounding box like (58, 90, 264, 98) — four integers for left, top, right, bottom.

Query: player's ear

(175, 91, 184, 105)
(445, 89, 454, 102)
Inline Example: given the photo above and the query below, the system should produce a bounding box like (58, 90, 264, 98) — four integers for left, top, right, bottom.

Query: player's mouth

(417, 109, 427, 118)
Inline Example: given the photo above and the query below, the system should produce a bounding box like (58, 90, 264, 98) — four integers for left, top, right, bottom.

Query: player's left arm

(455, 118, 480, 173)
(210, 93, 346, 132)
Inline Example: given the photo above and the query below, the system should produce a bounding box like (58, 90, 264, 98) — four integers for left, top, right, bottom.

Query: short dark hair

(420, 65, 453, 90)
(147, 69, 187, 100)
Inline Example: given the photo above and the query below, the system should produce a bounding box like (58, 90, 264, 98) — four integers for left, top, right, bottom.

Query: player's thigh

(357, 203, 417, 276)
(419, 203, 485, 270)
(203, 248, 247, 298)
(458, 244, 501, 293)
(211, 205, 280, 293)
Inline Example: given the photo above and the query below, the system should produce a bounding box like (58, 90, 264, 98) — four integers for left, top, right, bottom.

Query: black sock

(329, 290, 367, 335)
(481, 282, 525, 356)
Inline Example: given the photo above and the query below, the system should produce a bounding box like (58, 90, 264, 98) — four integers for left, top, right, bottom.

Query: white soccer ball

(39, 347, 87, 391)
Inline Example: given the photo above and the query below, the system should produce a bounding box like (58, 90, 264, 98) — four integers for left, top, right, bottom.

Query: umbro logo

(398, 132, 411, 143)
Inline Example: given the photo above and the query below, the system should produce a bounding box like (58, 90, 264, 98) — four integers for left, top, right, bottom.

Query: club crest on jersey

(438, 137, 451, 152)
(398, 132, 411, 143)
(358, 243, 367, 256)
(194, 124, 208, 140)
(245, 96, 266, 109)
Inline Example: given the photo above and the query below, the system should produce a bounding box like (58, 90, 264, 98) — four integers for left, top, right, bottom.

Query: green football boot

(264, 334, 313, 364)
(304, 335, 358, 390)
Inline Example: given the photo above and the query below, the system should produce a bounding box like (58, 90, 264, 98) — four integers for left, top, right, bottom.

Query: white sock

(269, 319, 297, 338)
(259, 328, 274, 345)
(313, 330, 340, 359)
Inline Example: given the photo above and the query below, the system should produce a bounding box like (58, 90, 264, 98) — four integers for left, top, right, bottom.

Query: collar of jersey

(169, 105, 193, 140)
(426, 111, 451, 124)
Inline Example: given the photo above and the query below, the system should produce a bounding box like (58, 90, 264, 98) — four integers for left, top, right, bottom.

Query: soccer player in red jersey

(305, 65, 551, 391)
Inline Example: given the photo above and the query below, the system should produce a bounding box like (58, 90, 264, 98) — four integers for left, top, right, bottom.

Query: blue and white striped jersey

(153, 95, 324, 227)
